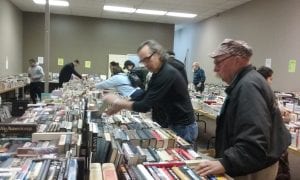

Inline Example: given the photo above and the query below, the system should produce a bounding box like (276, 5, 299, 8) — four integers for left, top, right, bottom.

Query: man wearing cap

(104, 40, 198, 146)
(193, 39, 290, 179)
(58, 59, 82, 87)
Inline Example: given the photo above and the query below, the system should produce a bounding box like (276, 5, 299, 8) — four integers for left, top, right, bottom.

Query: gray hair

(137, 40, 168, 61)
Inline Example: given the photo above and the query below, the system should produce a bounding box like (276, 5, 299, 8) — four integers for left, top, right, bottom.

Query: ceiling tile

(9, 0, 252, 25)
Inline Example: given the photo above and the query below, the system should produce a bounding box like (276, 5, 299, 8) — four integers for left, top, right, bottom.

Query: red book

(150, 130, 164, 148)
(143, 161, 185, 168)
(151, 130, 162, 140)
(179, 148, 194, 160)
(166, 149, 181, 161)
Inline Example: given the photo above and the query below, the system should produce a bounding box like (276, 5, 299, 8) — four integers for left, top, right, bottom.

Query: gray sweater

(28, 65, 44, 82)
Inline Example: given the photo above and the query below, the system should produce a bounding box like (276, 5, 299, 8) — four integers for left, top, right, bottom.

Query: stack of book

(0, 158, 78, 180)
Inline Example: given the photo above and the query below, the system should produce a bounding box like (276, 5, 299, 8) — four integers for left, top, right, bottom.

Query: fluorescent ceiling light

(166, 12, 197, 18)
(136, 9, 167, 16)
(103, 5, 136, 13)
(33, 0, 69, 6)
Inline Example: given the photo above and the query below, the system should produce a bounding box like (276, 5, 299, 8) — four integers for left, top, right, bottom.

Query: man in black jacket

(193, 39, 291, 179)
(58, 59, 82, 87)
(166, 50, 188, 84)
(103, 40, 198, 145)
(151, 50, 188, 128)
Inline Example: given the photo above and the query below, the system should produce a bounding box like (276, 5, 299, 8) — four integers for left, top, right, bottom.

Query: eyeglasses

(214, 55, 233, 66)
(139, 52, 155, 64)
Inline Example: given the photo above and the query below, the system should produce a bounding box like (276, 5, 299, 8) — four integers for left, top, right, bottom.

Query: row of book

(0, 158, 78, 180)
(37, 119, 83, 133)
(0, 134, 82, 159)
(0, 74, 28, 92)
(89, 117, 191, 151)
(90, 162, 228, 180)
(90, 129, 199, 167)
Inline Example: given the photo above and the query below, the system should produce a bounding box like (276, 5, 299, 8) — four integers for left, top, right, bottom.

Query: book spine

(147, 148, 160, 162)
(167, 168, 180, 180)
(90, 163, 102, 180)
(151, 166, 165, 180)
(170, 149, 186, 161)
(181, 166, 201, 180)
(187, 148, 201, 159)
(102, 163, 118, 180)
(16, 159, 32, 180)
(146, 166, 160, 180)
(161, 167, 175, 180)
(137, 164, 154, 180)
(180, 149, 194, 160)
(150, 130, 163, 148)
(125, 165, 137, 180)
(131, 166, 143, 180)
(171, 166, 190, 180)
(117, 164, 131, 180)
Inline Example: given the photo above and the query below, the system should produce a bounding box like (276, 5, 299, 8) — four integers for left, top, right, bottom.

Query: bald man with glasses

(103, 40, 198, 146)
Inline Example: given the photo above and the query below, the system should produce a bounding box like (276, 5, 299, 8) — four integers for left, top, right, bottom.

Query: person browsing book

(27, 58, 44, 103)
(192, 62, 206, 93)
(95, 61, 144, 101)
(123, 60, 148, 89)
(257, 65, 291, 180)
(192, 39, 291, 179)
(103, 40, 198, 146)
(58, 59, 82, 87)
(151, 50, 188, 128)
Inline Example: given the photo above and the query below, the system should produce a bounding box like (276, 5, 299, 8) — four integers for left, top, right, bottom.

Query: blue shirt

(95, 73, 137, 97)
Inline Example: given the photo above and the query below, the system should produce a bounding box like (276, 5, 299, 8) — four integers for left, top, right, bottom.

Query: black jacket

(168, 57, 188, 84)
(215, 65, 291, 176)
(132, 62, 195, 126)
(59, 63, 82, 87)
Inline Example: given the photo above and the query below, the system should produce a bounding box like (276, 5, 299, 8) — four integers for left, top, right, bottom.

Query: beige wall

(23, 12, 174, 75)
(0, 0, 23, 76)
(174, 0, 300, 91)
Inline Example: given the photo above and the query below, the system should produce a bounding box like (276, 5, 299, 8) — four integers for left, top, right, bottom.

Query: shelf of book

(0, 85, 25, 94)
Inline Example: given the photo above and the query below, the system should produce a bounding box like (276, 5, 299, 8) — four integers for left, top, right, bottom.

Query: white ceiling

(10, 0, 251, 25)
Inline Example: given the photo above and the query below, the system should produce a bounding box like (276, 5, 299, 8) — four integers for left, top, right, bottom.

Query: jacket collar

(225, 65, 255, 95)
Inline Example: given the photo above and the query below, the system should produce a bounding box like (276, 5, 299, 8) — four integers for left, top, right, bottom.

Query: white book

(90, 163, 103, 180)
(137, 164, 154, 180)
(187, 149, 201, 159)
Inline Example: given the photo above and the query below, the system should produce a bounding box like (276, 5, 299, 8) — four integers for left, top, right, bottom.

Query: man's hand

(103, 93, 120, 104)
(103, 94, 125, 115)
(106, 102, 123, 115)
(192, 160, 225, 177)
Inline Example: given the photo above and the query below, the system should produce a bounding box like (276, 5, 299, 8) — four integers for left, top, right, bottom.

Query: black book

(136, 129, 149, 148)
(94, 134, 111, 163)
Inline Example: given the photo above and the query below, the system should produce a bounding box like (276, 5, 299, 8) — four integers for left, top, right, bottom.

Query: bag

(128, 72, 143, 88)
